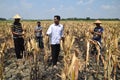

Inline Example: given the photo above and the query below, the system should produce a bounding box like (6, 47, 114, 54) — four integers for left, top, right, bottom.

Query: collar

(54, 24, 61, 27)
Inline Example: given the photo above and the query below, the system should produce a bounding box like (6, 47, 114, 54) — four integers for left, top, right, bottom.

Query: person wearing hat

(89, 20, 104, 63)
(11, 14, 25, 59)
(90, 20, 104, 44)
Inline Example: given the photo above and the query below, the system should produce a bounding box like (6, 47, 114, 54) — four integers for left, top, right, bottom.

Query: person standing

(11, 14, 25, 59)
(34, 21, 44, 50)
(89, 20, 104, 63)
(46, 15, 64, 68)
(90, 20, 104, 44)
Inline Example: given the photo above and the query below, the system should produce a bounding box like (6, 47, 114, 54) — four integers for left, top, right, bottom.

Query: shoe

(57, 62, 60, 65)
(53, 65, 57, 69)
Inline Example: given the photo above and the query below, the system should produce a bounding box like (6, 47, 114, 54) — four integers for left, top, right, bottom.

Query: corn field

(0, 20, 120, 80)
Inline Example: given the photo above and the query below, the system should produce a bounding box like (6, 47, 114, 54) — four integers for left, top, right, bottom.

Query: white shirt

(46, 23, 64, 44)
(34, 26, 42, 37)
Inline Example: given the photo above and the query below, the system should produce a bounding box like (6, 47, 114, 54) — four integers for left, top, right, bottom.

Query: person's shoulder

(40, 26, 43, 28)
(59, 24, 64, 28)
(11, 23, 16, 28)
(35, 26, 39, 28)
(18, 23, 22, 26)
(19, 22, 22, 25)
(100, 26, 104, 30)
(35, 26, 38, 29)
(49, 23, 54, 28)
(50, 23, 54, 26)
(100, 26, 103, 28)
(59, 24, 63, 26)
(17, 23, 22, 26)
(11, 23, 14, 27)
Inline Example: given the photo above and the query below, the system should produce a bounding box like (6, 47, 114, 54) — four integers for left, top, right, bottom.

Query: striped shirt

(11, 23, 23, 38)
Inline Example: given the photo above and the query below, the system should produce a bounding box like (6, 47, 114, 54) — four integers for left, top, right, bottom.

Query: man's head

(94, 20, 102, 27)
(54, 15, 61, 25)
(37, 21, 41, 26)
(13, 14, 21, 23)
(14, 19, 20, 23)
(95, 23, 101, 27)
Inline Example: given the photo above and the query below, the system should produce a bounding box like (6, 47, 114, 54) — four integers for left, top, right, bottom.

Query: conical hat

(94, 20, 102, 24)
(13, 14, 21, 19)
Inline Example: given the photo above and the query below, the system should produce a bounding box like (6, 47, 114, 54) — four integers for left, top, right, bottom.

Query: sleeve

(98, 27, 104, 33)
(100, 27, 104, 33)
(34, 26, 37, 31)
(40, 27, 42, 30)
(19, 23, 23, 32)
(11, 24, 15, 32)
(94, 27, 96, 32)
(61, 26, 64, 37)
(46, 25, 52, 35)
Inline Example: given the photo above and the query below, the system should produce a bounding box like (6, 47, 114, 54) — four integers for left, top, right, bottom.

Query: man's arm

(94, 32, 102, 35)
(61, 26, 64, 43)
(34, 28, 42, 33)
(46, 25, 52, 36)
(11, 26, 24, 36)
(89, 29, 103, 36)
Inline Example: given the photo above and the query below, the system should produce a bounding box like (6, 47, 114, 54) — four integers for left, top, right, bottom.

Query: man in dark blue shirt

(90, 20, 104, 55)
(90, 20, 104, 45)
(90, 20, 104, 64)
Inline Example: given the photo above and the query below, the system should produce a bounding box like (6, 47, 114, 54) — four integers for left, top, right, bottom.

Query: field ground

(0, 20, 120, 80)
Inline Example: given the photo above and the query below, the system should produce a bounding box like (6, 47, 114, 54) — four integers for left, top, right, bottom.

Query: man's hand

(22, 31, 25, 35)
(61, 37, 64, 43)
(35, 30, 42, 33)
(18, 32, 25, 36)
(94, 32, 102, 36)
(37, 30, 42, 32)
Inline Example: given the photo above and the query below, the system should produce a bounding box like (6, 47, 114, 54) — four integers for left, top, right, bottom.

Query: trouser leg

(19, 38, 25, 57)
(51, 44, 60, 66)
(38, 37, 44, 49)
(14, 38, 22, 59)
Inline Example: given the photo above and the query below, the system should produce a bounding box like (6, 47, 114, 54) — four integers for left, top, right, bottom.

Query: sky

(0, 0, 120, 19)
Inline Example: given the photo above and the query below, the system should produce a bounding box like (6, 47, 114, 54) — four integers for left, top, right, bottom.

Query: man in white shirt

(46, 15, 64, 68)
(34, 21, 44, 49)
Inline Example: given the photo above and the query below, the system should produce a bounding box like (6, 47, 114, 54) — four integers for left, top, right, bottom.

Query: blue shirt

(93, 26, 104, 43)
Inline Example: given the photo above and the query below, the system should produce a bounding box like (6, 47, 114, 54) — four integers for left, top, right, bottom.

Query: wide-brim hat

(13, 14, 21, 19)
(94, 20, 102, 24)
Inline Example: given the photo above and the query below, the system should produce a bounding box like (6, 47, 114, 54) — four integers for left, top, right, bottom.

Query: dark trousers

(13, 38, 25, 59)
(36, 37, 44, 49)
(51, 44, 60, 65)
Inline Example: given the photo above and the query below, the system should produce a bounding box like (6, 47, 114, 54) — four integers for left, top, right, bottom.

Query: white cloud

(77, 0, 94, 5)
(20, 0, 33, 9)
(101, 5, 115, 10)
(59, 5, 64, 10)
(48, 8, 56, 12)
(77, 0, 83, 4)
(101, 5, 111, 10)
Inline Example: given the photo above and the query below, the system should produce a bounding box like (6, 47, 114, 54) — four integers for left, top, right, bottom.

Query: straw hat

(94, 20, 102, 24)
(13, 14, 21, 19)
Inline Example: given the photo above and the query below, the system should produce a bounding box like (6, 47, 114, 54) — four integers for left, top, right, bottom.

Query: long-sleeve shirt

(11, 23, 23, 38)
